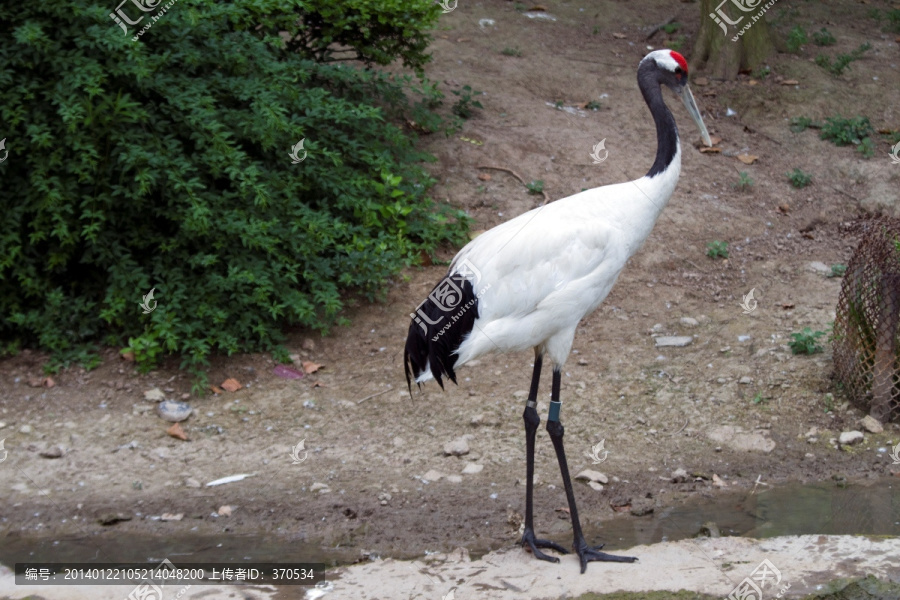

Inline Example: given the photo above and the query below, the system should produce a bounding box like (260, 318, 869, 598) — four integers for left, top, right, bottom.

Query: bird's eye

(674, 67, 683, 75)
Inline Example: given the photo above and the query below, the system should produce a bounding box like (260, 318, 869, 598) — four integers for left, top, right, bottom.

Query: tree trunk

(693, 0, 775, 80)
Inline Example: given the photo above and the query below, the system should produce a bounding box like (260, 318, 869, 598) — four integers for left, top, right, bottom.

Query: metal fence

(833, 216, 900, 423)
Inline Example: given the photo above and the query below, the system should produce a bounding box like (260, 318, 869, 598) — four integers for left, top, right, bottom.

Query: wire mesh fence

(833, 216, 900, 423)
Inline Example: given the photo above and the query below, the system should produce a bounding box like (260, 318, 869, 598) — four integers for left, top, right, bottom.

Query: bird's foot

(521, 528, 568, 563)
(575, 539, 637, 574)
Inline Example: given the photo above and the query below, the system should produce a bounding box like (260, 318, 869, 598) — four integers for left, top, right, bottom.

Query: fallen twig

(646, 17, 675, 41)
(477, 165, 549, 204)
(357, 386, 393, 404)
(667, 417, 689, 436)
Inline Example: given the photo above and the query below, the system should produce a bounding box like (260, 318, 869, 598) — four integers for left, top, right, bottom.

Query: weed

(752, 393, 768, 405)
(592, 25, 600, 35)
(526, 180, 544, 195)
(501, 47, 522, 57)
(819, 115, 875, 157)
(787, 168, 812, 188)
(788, 327, 826, 355)
(786, 25, 807, 53)
(662, 22, 681, 34)
(789, 116, 819, 133)
(823, 394, 834, 413)
(706, 240, 729, 259)
(812, 28, 836, 46)
(828, 264, 847, 278)
(554, 100, 565, 109)
(451, 85, 484, 119)
(732, 171, 754, 191)
(752, 65, 771, 79)
(815, 42, 871, 76)
(585, 100, 602, 111)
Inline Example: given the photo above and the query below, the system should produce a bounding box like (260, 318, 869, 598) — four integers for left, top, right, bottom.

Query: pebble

(513, 390, 528, 400)
(184, 478, 201, 488)
(738, 335, 752, 342)
(839, 431, 864, 445)
(143, 388, 166, 402)
(808, 261, 831, 275)
(462, 463, 483, 475)
(423, 469, 444, 482)
(217, 505, 232, 517)
(0, 421, 6, 429)
(157, 400, 192, 423)
(446, 475, 463, 484)
(680, 317, 699, 327)
(860, 415, 883, 434)
(671, 468, 688, 483)
(738, 376, 753, 384)
(310, 482, 330, 493)
(39, 446, 64, 459)
(574, 469, 608, 484)
(587, 481, 604, 491)
(443, 437, 470, 456)
(19, 425, 32, 434)
(655, 336, 693, 348)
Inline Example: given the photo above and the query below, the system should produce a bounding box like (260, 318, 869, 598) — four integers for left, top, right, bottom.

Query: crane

(404, 49, 711, 573)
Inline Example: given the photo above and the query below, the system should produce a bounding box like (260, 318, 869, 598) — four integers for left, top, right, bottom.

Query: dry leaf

(302, 361, 322, 375)
(782, 303, 796, 309)
(699, 146, 722, 153)
(477, 173, 492, 181)
(737, 154, 758, 164)
(529, 4, 547, 10)
(217, 505, 233, 517)
(312, 381, 327, 388)
(121, 351, 135, 362)
(693, 77, 709, 86)
(777, 204, 791, 214)
(748, 79, 759, 86)
(555, 507, 570, 514)
(701, 90, 717, 97)
(44, 377, 55, 388)
(456, 37, 470, 43)
(712, 474, 726, 487)
(167, 422, 189, 441)
(612, 32, 626, 39)
(160, 513, 184, 521)
(802, 232, 815, 240)
(221, 378, 242, 392)
(696, 135, 722, 147)
(781, 79, 799, 85)
(210, 385, 224, 395)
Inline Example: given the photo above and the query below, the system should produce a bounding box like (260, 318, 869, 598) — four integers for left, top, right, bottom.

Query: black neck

(637, 63, 679, 178)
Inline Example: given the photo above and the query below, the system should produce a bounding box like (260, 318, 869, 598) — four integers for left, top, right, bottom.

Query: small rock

(808, 261, 831, 275)
(310, 482, 330, 492)
(443, 437, 470, 456)
(446, 475, 463, 484)
(655, 336, 693, 348)
(839, 431, 864, 445)
(629, 500, 654, 516)
(160, 513, 183, 521)
(217, 505, 232, 517)
(19, 425, 33, 434)
(861, 415, 883, 434)
(98, 514, 131, 526)
(184, 478, 201, 488)
(587, 481, 604, 492)
(574, 469, 608, 484)
(423, 469, 444, 482)
(671, 468, 688, 483)
(143, 388, 166, 402)
(462, 463, 483, 475)
(0, 421, 7, 429)
(698, 521, 721, 538)
(680, 317, 699, 327)
(301, 338, 316, 352)
(513, 390, 528, 400)
(39, 446, 64, 459)
(157, 400, 192, 423)
(804, 427, 820, 438)
(738, 376, 753, 384)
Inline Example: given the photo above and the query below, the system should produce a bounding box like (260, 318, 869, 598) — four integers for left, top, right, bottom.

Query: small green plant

(789, 116, 819, 133)
(870, 8, 900, 32)
(501, 47, 522, 57)
(585, 100, 602, 111)
(592, 25, 600, 35)
(815, 42, 871, 76)
(752, 65, 771, 79)
(786, 25, 808, 53)
(662, 22, 681, 34)
(823, 394, 834, 413)
(819, 115, 875, 157)
(554, 100, 565, 109)
(526, 180, 544, 195)
(451, 85, 484, 119)
(669, 35, 687, 52)
(786, 168, 812, 188)
(828, 264, 847, 278)
(732, 171, 754, 191)
(706, 240, 729, 259)
(788, 327, 826, 355)
(812, 28, 836, 46)
(751, 393, 768, 405)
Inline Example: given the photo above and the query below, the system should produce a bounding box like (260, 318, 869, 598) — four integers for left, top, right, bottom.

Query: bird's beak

(678, 84, 712, 147)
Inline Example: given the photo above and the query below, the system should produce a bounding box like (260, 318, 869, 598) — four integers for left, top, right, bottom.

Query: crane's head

(640, 49, 712, 147)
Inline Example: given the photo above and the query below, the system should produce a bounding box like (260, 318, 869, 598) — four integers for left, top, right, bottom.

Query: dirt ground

(2, 0, 900, 583)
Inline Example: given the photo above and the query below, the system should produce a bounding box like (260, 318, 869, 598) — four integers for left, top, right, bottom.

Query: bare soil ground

(2, 0, 900, 578)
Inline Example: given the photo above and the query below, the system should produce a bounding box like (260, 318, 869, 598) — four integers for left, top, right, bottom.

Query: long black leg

(521, 351, 568, 562)
(546, 368, 637, 573)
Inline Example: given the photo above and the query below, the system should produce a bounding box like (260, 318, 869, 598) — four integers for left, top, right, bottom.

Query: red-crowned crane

(404, 49, 711, 573)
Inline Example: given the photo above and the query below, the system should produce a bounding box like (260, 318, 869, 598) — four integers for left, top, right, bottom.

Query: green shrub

(786, 26, 807, 53)
(815, 42, 871, 76)
(526, 180, 544, 195)
(820, 116, 875, 157)
(0, 0, 470, 378)
(732, 172, 754, 191)
(787, 168, 812, 188)
(451, 85, 484, 119)
(812, 28, 836, 46)
(706, 241, 729, 259)
(789, 327, 826, 355)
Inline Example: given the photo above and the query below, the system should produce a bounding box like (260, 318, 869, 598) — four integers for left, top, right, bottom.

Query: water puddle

(591, 477, 900, 551)
(1, 479, 897, 568)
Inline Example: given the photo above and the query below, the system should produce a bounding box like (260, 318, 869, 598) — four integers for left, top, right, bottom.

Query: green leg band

(548, 400, 561, 422)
